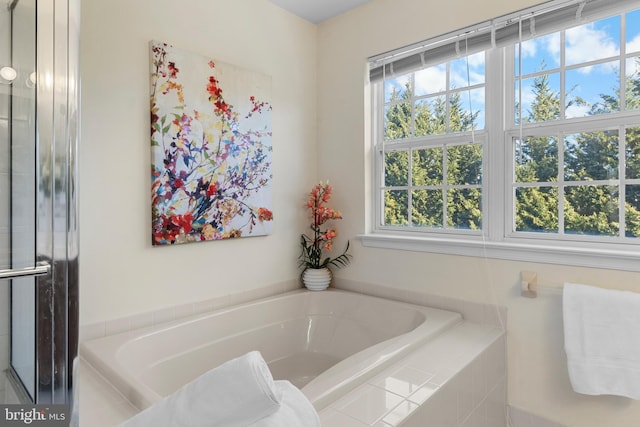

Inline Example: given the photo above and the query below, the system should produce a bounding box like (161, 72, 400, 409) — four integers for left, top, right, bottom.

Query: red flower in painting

(207, 76, 223, 100)
(257, 207, 273, 222)
(206, 183, 217, 197)
(171, 213, 194, 234)
(167, 61, 179, 78)
(150, 43, 273, 245)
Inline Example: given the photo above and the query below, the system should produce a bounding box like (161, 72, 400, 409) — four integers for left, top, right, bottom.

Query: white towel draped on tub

(563, 282, 640, 399)
(119, 350, 319, 427)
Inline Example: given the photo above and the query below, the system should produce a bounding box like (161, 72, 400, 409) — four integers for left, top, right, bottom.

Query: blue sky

(383, 7, 640, 129)
(517, 9, 640, 120)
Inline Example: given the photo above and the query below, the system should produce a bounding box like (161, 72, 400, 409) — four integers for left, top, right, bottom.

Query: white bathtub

(81, 289, 461, 411)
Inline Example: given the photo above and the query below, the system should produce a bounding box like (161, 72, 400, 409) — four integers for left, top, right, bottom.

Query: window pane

(515, 33, 560, 76)
(450, 52, 485, 89)
(564, 185, 620, 236)
(415, 64, 446, 96)
(447, 188, 481, 230)
(626, 56, 640, 111)
(412, 189, 443, 227)
(566, 61, 620, 118)
(384, 150, 408, 186)
(565, 16, 620, 67)
(384, 103, 412, 140)
(384, 75, 410, 103)
(447, 144, 482, 185)
(626, 9, 640, 54)
(516, 73, 561, 124)
(415, 96, 446, 136)
(515, 136, 558, 183)
(626, 126, 640, 179)
(384, 190, 408, 225)
(626, 185, 640, 237)
(515, 186, 559, 233)
(451, 88, 485, 131)
(412, 147, 443, 185)
(564, 131, 618, 181)
(564, 185, 619, 236)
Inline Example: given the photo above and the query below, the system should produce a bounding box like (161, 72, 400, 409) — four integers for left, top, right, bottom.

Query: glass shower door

(0, 0, 79, 406)
(9, 0, 37, 401)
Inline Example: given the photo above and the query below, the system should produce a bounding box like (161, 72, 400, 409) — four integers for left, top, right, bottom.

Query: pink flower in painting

(150, 42, 274, 245)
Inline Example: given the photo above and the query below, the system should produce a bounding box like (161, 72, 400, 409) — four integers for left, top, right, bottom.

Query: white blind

(369, 0, 639, 82)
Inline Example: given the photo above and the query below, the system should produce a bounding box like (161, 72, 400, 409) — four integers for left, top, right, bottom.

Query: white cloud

(544, 32, 561, 57)
(565, 23, 619, 72)
(450, 68, 484, 89)
(415, 65, 447, 95)
(467, 52, 485, 68)
(565, 104, 591, 119)
(521, 38, 538, 58)
(628, 33, 640, 54)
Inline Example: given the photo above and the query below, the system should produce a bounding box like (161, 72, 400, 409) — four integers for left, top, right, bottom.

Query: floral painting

(150, 41, 273, 245)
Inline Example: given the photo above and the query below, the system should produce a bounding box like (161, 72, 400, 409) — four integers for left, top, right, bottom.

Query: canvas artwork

(150, 41, 273, 245)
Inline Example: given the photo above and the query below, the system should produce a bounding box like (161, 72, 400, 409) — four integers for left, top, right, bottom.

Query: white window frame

(361, 1, 640, 272)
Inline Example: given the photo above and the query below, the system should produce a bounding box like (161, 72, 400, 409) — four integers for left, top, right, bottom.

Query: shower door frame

(1, 0, 80, 405)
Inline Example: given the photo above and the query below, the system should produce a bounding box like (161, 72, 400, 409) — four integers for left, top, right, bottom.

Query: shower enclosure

(0, 0, 79, 405)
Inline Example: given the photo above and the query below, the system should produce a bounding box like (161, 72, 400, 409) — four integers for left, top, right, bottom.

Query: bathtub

(81, 289, 462, 411)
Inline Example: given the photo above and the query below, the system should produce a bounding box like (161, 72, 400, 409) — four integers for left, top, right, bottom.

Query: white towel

(563, 282, 640, 399)
(120, 351, 282, 427)
(251, 381, 321, 427)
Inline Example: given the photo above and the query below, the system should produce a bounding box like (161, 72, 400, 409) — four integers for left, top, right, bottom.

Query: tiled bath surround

(79, 280, 507, 426)
(79, 280, 301, 342)
(79, 279, 506, 342)
(319, 323, 506, 426)
(335, 279, 508, 329)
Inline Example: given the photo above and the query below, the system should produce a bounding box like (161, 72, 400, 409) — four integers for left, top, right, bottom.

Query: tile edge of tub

(320, 321, 507, 427)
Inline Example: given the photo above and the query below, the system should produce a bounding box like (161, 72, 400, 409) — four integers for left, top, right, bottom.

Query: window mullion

(487, 47, 506, 242)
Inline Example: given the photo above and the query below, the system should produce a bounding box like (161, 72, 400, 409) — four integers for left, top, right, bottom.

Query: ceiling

(267, 0, 371, 24)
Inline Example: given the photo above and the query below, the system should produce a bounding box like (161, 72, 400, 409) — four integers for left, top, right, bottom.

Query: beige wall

(80, 0, 640, 424)
(317, 0, 640, 426)
(79, 0, 317, 324)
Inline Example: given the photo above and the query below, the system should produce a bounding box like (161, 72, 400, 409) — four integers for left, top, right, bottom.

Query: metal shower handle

(0, 263, 51, 280)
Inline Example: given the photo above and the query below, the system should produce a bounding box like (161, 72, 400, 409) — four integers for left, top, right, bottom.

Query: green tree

(514, 72, 560, 232)
(383, 80, 481, 228)
(515, 58, 640, 237)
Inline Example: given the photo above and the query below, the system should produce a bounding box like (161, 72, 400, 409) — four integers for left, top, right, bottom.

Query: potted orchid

(299, 181, 351, 290)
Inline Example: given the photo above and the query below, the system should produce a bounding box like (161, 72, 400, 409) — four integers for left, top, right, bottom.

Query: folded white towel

(251, 381, 321, 427)
(563, 282, 640, 399)
(120, 351, 282, 427)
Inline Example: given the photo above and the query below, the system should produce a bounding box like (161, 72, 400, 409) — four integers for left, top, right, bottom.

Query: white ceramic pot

(302, 267, 332, 291)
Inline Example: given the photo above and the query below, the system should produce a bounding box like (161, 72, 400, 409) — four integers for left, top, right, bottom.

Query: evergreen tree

(382, 57, 640, 237)
(383, 81, 481, 228)
(514, 72, 560, 232)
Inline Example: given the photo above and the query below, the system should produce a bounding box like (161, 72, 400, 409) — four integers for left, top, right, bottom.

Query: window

(511, 11, 640, 240)
(367, 0, 640, 270)
(382, 53, 485, 231)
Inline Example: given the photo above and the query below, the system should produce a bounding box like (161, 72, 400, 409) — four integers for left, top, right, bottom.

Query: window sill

(358, 232, 640, 272)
